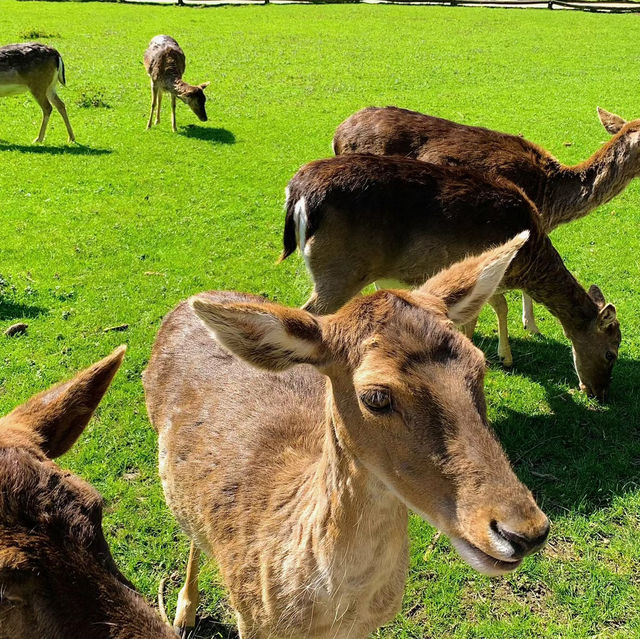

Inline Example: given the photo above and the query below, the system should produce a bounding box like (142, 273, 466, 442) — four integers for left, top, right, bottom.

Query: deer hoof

(173, 625, 193, 638)
(524, 323, 541, 335)
(500, 355, 513, 368)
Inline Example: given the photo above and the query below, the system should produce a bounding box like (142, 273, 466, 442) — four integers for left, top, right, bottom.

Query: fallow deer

(0, 346, 177, 639)
(333, 105, 639, 335)
(144, 234, 550, 639)
(143, 35, 209, 132)
(0, 42, 75, 143)
(279, 154, 620, 401)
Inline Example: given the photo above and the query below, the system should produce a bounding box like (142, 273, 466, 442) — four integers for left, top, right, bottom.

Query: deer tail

(56, 53, 66, 87)
(278, 187, 299, 263)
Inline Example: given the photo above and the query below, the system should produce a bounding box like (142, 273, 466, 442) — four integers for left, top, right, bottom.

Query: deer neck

(542, 134, 639, 231)
(513, 237, 597, 336)
(299, 390, 408, 593)
(170, 77, 193, 97)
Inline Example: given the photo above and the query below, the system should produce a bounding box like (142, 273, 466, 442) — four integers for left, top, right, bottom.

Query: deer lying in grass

(280, 154, 620, 401)
(143, 35, 209, 132)
(144, 234, 550, 639)
(333, 105, 639, 335)
(0, 346, 177, 639)
(0, 42, 75, 143)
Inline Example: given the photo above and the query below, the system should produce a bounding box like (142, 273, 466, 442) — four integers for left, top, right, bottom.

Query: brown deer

(279, 154, 620, 401)
(0, 346, 177, 639)
(144, 234, 550, 639)
(0, 43, 75, 143)
(143, 35, 209, 132)
(333, 105, 639, 335)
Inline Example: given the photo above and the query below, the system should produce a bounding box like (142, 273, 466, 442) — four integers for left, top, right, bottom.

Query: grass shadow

(0, 300, 47, 321)
(179, 125, 236, 144)
(477, 333, 640, 517)
(189, 616, 239, 639)
(0, 142, 112, 156)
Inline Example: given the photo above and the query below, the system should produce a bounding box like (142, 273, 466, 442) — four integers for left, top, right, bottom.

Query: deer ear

(192, 298, 327, 371)
(3, 346, 126, 458)
(199, 82, 210, 91)
(588, 284, 606, 309)
(416, 231, 529, 324)
(598, 303, 617, 330)
(597, 107, 626, 135)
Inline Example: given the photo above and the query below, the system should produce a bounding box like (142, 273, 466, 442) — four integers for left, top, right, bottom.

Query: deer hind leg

(522, 292, 540, 334)
(156, 89, 163, 125)
(47, 89, 75, 143)
(488, 293, 513, 367)
(461, 314, 479, 340)
(171, 94, 177, 132)
(302, 275, 368, 315)
(147, 82, 158, 129)
(173, 542, 201, 638)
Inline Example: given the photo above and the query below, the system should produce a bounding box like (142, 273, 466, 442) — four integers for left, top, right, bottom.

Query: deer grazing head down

(179, 81, 209, 122)
(192, 233, 549, 581)
(0, 347, 176, 639)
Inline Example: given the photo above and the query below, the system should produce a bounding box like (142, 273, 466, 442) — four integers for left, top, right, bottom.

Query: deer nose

(492, 519, 550, 558)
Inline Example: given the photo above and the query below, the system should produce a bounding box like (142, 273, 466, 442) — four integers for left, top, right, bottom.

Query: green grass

(1, 2, 639, 637)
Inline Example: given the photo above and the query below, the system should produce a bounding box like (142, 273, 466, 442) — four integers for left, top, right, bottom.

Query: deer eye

(360, 388, 393, 414)
(605, 351, 617, 362)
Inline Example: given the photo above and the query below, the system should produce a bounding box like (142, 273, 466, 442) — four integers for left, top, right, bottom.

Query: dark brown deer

(144, 235, 550, 639)
(0, 346, 177, 639)
(279, 154, 620, 401)
(333, 105, 639, 334)
(0, 42, 75, 143)
(143, 35, 209, 132)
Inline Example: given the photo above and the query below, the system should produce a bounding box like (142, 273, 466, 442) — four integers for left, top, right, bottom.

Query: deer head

(193, 232, 549, 576)
(180, 82, 209, 122)
(0, 347, 175, 639)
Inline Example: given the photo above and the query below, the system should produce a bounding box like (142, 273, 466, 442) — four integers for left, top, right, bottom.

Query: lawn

(1, 2, 639, 637)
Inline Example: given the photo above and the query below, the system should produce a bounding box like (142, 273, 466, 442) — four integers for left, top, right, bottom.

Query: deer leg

(522, 292, 540, 334)
(173, 542, 201, 638)
(302, 277, 366, 315)
(47, 90, 75, 143)
(488, 293, 513, 367)
(156, 90, 163, 125)
(147, 82, 158, 129)
(31, 92, 52, 143)
(171, 94, 177, 132)
(461, 314, 479, 340)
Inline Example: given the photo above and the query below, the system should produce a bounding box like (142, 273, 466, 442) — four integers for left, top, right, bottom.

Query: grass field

(1, 2, 640, 637)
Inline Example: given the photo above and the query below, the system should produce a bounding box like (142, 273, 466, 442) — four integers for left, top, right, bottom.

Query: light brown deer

(143, 35, 209, 132)
(0, 42, 75, 143)
(333, 105, 639, 335)
(279, 154, 620, 401)
(144, 234, 550, 639)
(0, 346, 177, 639)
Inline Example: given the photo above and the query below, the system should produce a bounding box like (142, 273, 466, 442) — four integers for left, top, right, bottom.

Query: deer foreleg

(173, 542, 201, 638)
(522, 293, 540, 334)
(489, 293, 513, 367)
(156, 90, 163, 125)
(32, 92, 52, 143)
(171, 94, 177, 132)
(48, 90, 75, 143)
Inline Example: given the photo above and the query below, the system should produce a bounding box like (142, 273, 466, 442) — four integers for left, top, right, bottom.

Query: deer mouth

(450, 537, 522, 576)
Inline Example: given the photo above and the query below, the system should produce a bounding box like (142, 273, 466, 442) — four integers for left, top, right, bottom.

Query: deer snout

(580, 381, 609, 403)
(490, 518, 550, 560)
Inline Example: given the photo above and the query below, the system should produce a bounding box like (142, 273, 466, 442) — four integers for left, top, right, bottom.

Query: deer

(333, 105, 639, 336)
(0, 42, 75, 143)
(143, 35, 209, 132)
(279, 154, 620, 401)
(0, 345, 178, 639)
(144, 233, 550, 639)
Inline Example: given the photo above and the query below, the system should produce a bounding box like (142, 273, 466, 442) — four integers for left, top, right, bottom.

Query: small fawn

(0, 42, 75, 143)
(143, 35, 209, 132)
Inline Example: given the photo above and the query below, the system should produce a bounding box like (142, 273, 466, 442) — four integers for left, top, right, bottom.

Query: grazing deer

(144, 234, 550, 639)
(280, 154, 620, 401)
(333, 105, 639, 335)
(0, 346, 177, 639)
(0, 43, 75, 143)
(143, 35, 209, 132)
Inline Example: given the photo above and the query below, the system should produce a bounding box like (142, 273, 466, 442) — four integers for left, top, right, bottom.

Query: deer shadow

(0, 300, 47, 321)
(477, 333, 640, 517)
(189, 616, 238, 639)
(179, 125, 235, 144)
(0, 142, 112, 156)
